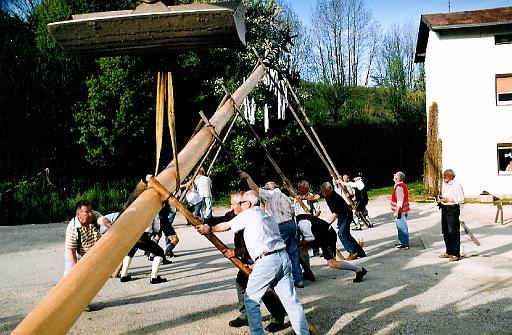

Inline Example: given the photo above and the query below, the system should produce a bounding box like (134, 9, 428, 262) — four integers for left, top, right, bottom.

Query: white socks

(151, 256, 163, 278)
(120, 256, 132, 278)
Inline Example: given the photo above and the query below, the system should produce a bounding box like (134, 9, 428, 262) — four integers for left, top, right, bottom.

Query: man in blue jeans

(196, 190, 309, 335)
(391, 171, 410, 250)
(313, 182, 366, 260)
(239, 171, 304, 288)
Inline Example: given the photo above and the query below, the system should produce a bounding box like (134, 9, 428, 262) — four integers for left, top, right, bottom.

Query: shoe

(302, 270, 316, 282)
(394, 243, 401, 247)
(150, 275, 168, 284)
(120, 275, 132, 282)
(396, 245, 409, 250)
(439, 253, 451, 258)
(148, 255, 154, 261)
(265, 322, 286, 332)
(353, 267, 368, 283)
(294, 281, 304, 288)
(346, 253, 359, 261)
(228, 317, 248, 328)
(161, 258, 172, 265)
(449, 255, 460, 262)
(84, 304, 92, 312)
(312, 250, 320, 257)
(352, 227, 363, 231)
(165, 250, 175, 258)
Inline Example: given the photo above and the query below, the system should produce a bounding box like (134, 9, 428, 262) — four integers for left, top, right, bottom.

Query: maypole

(12, 65, 266, 335)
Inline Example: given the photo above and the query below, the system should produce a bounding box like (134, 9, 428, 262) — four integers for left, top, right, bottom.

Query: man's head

(443, 169, 455, 182)
(320, 182, 334, 198)
(297, 180, 309, 195)
(393, 171, 405, 183)
(198, 167, 205, 175)
(239, 190, 259, 211)
(342, 175, 350, 182)
(75, 200, 93, 225)
(264, 181, 277, 190)
(230, 191, 245, 215)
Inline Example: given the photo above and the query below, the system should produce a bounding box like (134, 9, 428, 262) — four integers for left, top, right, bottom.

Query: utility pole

(448, 0, 451, 13)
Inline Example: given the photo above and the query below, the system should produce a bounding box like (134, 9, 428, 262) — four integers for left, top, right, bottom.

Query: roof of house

(415, 6, 512, 62)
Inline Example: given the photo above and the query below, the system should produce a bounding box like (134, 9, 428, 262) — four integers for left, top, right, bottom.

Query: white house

(415, 6, 512, 198)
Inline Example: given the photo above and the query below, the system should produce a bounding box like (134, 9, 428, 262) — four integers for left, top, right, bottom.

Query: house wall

(424, 26, 512, 197)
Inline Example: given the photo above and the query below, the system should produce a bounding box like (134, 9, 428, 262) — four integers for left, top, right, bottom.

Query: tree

(309, 0, 378, 86)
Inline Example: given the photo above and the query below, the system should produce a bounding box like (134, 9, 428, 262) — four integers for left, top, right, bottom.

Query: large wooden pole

(12, 64, 266, 335)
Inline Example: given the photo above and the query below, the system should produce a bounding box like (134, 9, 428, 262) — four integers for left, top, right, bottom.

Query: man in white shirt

(239, 171, 304, 288)
(195, 168, 213, 219)
(438, 169, 465, 262)
(196, 190, 309, 335)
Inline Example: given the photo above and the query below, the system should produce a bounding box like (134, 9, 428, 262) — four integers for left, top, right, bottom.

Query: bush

(0, 176, 139, 226)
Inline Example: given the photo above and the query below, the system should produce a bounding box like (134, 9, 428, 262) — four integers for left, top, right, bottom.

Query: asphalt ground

(1, 196, 511, 334)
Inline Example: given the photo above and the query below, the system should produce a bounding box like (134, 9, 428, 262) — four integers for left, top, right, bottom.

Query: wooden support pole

(221, 85, 311, 215)
(199, 111, 241, 172)
(12, 64, 267, 335)
(148, 175, 318, 335)
(206, 113, 238, 176)
(167, 71, 181, 192)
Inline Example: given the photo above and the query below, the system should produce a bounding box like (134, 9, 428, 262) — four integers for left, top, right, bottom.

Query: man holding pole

(201, 191, 286, 332)
(239, 171, 304, 288)
(197, 190, 309, 335)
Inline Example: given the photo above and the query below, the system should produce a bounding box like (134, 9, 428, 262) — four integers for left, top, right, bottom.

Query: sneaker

(165, 250, 175, 258)
(353, 267, 368, 283)
(120, 275, 132, 283)
(265, 322, 286, 332)
(396, 245, 409, 250)
(394, 243, 401, 247)
(148, 255, 154, 261)
(228, 317, 249, 328)
(150, 275, 167, 284)
(294, 281, 304, 288)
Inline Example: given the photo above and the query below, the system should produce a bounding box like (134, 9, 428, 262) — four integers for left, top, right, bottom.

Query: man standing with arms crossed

(438, 169, 465, 262)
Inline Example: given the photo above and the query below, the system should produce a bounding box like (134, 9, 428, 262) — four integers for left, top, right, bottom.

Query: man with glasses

(197, 190, 309, 335)
(199, 191, 286, 332)
(238, 171, 304, 288)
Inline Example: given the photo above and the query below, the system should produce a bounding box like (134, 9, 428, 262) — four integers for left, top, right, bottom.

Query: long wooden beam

(12, 64, 266, 335)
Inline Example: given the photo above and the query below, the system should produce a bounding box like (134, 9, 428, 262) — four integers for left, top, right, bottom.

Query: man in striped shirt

(64, 200, 102, 276)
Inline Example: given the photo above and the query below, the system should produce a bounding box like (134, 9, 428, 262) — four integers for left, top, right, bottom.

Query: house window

(496, 75, 512, 106)
(495, 33, 512, 45)
(497, 144, 512, 175)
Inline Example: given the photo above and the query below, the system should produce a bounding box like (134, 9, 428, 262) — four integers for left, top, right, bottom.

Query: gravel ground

(1, 196, 511, 335)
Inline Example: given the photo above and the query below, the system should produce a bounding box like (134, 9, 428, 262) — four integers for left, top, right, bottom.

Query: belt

(254, 249, 284, 262)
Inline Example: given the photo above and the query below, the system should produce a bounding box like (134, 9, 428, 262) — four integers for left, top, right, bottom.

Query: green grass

(368, 180, 432, 202)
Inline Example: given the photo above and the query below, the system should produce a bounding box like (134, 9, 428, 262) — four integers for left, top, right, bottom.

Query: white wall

(424, 27, 512, 197)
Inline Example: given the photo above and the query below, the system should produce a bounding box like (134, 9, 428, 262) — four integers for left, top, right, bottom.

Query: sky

(283, 0, 512, 31)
